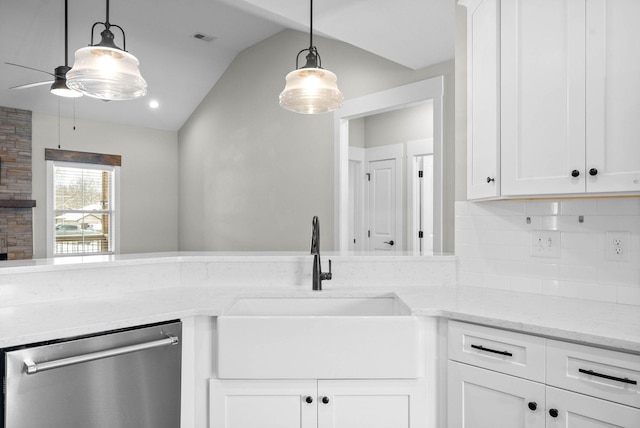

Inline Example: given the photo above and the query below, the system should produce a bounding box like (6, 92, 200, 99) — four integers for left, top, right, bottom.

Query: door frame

(334, 77, 443, 252)
(406, 138, 434, 253)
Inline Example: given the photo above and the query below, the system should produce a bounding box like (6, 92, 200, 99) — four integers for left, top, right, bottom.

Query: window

(46, 149, 120, 257)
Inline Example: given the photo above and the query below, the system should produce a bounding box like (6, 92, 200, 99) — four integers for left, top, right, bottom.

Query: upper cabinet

(462, 0, 640, 199)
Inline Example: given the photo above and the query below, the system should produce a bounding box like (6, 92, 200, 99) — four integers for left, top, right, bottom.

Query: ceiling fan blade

(10, 80, 54, 90)
(5, 62, 55, 77)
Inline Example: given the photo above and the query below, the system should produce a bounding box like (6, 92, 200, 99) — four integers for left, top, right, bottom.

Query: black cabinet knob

(571, 170, 580, 177)
(528, 402, 537, 411)
(305, 396, 313, 404)
(322, 396, 330, 404)
(487, 177, 495, 183)
(549, 408, 559, 418)
(589, 168, 598, 176)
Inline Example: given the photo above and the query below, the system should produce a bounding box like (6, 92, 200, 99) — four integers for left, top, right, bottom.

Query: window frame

(46, 160, 121, 257)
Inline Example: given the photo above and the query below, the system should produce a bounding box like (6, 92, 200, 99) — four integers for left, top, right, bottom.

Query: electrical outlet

(530, 231, 561, 258)
(607, 231, 630, 261)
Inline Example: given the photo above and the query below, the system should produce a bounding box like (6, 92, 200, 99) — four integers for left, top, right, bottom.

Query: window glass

(53, 164, 115, 256)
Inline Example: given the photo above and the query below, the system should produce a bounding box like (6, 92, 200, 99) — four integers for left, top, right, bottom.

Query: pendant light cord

(309, 0, 314, 49)
(64, 0, 68, 66)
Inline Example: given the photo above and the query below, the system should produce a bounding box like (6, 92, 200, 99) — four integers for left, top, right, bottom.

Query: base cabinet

(209, 379, 426, 428)
(448, 321, 640, 428)
(448, 361, 545, 428)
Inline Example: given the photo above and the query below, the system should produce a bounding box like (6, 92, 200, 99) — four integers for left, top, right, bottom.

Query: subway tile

(511, 277, 543, 294)
(561, 232, 598, 250)
(560, 199, 597, 215)
(577, 282, 618, 303)
(596, 264, 640, 286)
(617, 286, 640, 306)
(526, 200, 560, 215)
(481, 273, 511, 290)
(525, 262, 560, 279)
(596, 198, 640, 216)
(559, 264, 597, 283)
(542, 279, 578, 298)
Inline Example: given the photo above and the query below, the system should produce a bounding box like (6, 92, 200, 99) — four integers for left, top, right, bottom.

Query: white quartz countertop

(2, 285, 639, 353)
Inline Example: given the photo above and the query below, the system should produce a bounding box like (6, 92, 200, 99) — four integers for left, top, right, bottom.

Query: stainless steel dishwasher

(1, 320, 181, 428)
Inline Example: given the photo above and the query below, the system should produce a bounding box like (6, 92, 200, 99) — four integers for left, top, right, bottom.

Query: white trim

(334, 77, 444, 253)
(348, 147, 365, 251)
(406, 139, 433, 253)
(46, 160, 121, 257)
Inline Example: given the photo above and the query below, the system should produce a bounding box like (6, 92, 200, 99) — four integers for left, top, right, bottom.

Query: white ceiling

(0, 0, 454, 131)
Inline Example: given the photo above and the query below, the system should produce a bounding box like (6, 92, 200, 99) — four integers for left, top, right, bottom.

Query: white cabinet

(448, 361, 545, 428)
(447, 321, 640, 428)
(546, 386, 640, 428)
(209, 379, 426, 428)
(462, 0, 640, 199)
(462, 0, 501, 200)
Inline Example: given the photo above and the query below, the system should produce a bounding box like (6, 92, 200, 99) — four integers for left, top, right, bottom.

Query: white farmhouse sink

(217, 296, 419, 379)
(223, 296, 411, 316)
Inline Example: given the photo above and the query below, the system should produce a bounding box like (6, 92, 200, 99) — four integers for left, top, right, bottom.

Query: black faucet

(310, 216, 332, 291)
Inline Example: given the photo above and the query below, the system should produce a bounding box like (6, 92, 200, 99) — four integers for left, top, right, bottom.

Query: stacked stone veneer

(0, 106, 33, 260)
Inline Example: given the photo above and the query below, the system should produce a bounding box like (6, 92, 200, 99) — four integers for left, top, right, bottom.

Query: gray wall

(364, 102, 433, 149)
(32, 113, 179, 258)
(178, 29, 455, 252)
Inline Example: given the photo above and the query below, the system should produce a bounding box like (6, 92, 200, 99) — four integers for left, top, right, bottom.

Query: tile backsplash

(456, 198, 640, 305)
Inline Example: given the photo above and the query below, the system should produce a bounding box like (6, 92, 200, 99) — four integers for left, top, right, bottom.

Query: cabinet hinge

(418, 170, 423, 178)
(418, 231, 424, 238)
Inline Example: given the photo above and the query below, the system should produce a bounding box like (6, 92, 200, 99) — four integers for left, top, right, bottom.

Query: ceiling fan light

(50, 65, 82, 98)
(66, 45, 147, 100)
(279, 67, 343, 114)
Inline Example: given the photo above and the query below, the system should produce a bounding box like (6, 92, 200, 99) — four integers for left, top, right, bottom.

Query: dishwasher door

(2, 320, 181, 428)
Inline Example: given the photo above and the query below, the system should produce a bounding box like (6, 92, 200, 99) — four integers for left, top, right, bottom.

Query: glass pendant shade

(279, 67, 343, 114)
(50, 66, 82, 98)
(66, 45, 147, 100)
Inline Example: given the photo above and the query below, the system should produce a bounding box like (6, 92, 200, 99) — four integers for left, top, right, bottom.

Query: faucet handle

(325, 259, 333, 280)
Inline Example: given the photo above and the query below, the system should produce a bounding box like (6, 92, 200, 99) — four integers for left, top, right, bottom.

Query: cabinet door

(317, 379, 426, 428)
(546, 386, 640, 427)
(500, 0, 586, 196)
(585, 0, 640, 193)
(448, 361, 545, 428)
(462, 0, 501, 200)
(209, 379, 317, 428)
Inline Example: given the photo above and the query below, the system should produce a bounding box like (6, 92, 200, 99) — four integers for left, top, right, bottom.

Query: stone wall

(0, 106, 33, 260)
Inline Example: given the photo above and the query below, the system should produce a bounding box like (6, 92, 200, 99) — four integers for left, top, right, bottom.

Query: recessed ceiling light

(192, 33, 216, 42)
(149, 100, 159, 109)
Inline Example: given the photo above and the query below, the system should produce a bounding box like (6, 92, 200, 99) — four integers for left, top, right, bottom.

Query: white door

(368, 159, 398, 251)
(500, 0, 586, 196)
(317, 379, 426, 428)
(585, 0, 640, 193)
(546, 386, 640, 428)
(448, 361, 545, 428)
(209, 379, 317, 428)
(365, 145, 403, 252)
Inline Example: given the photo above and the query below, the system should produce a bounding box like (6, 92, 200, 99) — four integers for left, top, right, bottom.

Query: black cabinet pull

(579, 368, 637, 385)
(486, 177, 495, 183)
(549, 408, 559, 418)
(305, 396, 313, 404)
(470, 344, 513, 357)
(528, 402, 537, 411)
(321, 396, 330, 404)
(589, 168, 598, 176)
(571, 170, 580, 177)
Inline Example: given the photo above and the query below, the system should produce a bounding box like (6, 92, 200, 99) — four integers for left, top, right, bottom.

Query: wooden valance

(45, 148, 122, 166)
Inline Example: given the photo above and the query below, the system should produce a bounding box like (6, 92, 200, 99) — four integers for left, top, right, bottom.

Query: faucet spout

(310, 216, 331, 291)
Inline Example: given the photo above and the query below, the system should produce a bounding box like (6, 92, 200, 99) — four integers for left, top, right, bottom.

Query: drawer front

(448, 320, 545, 382)
(546, 339, 640, 409)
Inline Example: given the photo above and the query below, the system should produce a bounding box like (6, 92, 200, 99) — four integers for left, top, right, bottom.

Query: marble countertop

(2, 285, 639, 353)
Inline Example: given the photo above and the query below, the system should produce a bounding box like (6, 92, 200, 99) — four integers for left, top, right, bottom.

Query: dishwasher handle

(24, 335, 179, 375)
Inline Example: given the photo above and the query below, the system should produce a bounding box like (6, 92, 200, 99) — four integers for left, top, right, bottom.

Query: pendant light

(51, 0, 82, 98)
(66, 0, 147, 100)
(279, 0, 343, 114)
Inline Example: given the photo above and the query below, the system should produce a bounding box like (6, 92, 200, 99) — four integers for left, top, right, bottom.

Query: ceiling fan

(6, 0, 82, 98)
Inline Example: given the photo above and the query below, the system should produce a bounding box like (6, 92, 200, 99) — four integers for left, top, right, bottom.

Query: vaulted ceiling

(0, 0, 454, 131)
